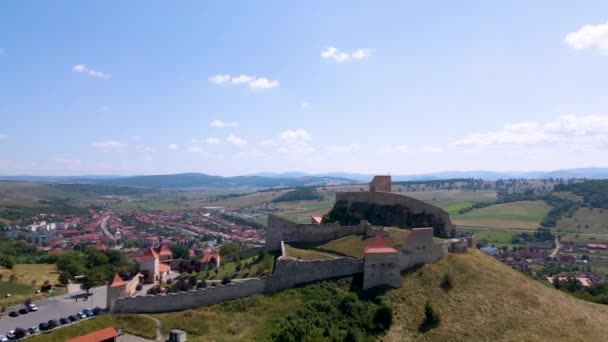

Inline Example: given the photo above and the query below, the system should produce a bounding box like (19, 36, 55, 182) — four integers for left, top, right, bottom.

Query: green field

(555, 207, 608, 235)
(283, 244, 338, 260)
(0, 264, 66, 307)
(452, 200, 551, 230)
(181, 254, 276, 282)
(457, 227, 524, 248)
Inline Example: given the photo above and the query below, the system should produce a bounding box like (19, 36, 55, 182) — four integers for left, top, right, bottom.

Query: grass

(555, 207, 608, 235)
(151, 251, 608, 341)
(26, 314, 157, 342)
(457, 227, 520, 245)
(439, 201, 476, 215)
(184, 254, 276, 281)
(452, 200, 551, 230)
(283, 244, 338, 260)
(380, 251, 608, 341)
(0, 264, 65, 307)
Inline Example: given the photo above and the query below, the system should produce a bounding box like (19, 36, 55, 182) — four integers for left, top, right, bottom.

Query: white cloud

(209, 74, 231, 84)
(301, 102, 310, 109)
(168, 144, 179, 150)
(249, 78, 279, 89)
(72, 64, 111, 78)
(260, 139, 277, 146)
(380, 144, 416, 155)
(327, 143, 360, 154)
(231, 74, 255, 84)
(565, 22, 608, 53)
(187, 145, 207, 156)
(452, 115, 608, 148)
(226, 134, 247, 146)
(210, 120, 239, 128)
(321, 46, 373, 63)
(209, 73, 280, 89)
(136, 145, 154, 153)
(92, 140, 126, 153)
(277, 129, 314, 153)
(206, 137, 220, 144)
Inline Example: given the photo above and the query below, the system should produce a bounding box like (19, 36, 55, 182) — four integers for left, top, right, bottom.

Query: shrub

(197, 280, 207, 289)
(221, 276, 231, 285)
(419, 301, 440, 333)
(373, 303, 393, 331)
(441, 272, 453, 292)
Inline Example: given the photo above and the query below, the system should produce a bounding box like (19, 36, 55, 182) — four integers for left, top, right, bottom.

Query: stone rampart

(329, 192, 454, 237)
(112, 277, 269, 313)
(265, 214, 367, 251)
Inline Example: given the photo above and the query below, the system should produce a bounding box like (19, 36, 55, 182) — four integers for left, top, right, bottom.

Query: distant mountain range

(1, 167, 607, 189)
(250, 167, 608, 182)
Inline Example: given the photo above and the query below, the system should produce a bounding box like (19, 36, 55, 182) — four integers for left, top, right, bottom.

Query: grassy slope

(148, 251, 608, 342)
(0, 264, 66, 307)
(555, 207, 608, 235)
(452, 200, 550, 229)
(383, 251, 608, 341)
(25, 314, 156, 342)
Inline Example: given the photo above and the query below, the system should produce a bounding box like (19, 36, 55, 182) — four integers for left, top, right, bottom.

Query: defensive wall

(265, 214, 368, 251)
(328, 191, 455, 237)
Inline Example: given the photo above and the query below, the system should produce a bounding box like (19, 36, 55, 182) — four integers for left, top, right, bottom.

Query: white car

(0, 334, 8, 342)
(27, 303, 39, 311)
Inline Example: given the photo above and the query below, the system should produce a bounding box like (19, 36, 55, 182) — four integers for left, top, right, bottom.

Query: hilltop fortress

(108, 176, 474, 313)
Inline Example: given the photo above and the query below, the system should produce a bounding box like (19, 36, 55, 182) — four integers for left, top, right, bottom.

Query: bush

(373, 303, 393, 331)
(197, 280, 207, 289)
(440, 272, 453, 292)
(419, 301, 440, 333)
(58, 272, 71, 285)
(221, 276, 231, 285)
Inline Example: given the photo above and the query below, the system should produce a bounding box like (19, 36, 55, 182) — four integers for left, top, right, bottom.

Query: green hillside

(28, 251, 608, 341)
(452, 200, 550, 229)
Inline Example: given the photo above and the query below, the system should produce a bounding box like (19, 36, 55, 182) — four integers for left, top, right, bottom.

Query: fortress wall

(267, 255, 363, 292)
(399, 243, 447, 271)
(332, 192, 454, 237)
(112, 277, 269, 313)
(265, 214, 367, 251)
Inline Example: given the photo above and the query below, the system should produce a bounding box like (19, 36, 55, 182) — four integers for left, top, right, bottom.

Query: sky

(2, 1, 608, 176)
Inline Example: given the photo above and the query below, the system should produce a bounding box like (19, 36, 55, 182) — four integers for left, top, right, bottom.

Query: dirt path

(141, 314, 162, 342)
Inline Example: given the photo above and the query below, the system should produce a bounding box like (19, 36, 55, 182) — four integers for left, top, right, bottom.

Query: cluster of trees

(272, 187, 322, 203)
(554, 180, 608, 209)
(270, 279, 392, 341)
(0, 233, 46, 266)
(49, 246, 137, 291)
(0, 204, 87, 223)
(52, 184, 157, 196)
(458, 202, 491, 215)
(553, 278, 608, 305)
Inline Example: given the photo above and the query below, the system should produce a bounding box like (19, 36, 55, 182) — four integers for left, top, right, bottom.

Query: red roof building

(139, 247, 159, 260)
(66, 326, 119, 342)
(587, 243, 608, 250)
(108, 273, 126, 288)
(364, 235, 398, 254)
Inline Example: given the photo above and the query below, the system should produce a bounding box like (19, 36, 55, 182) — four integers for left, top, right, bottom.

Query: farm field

(0, 264, 65, 307)
(452, 200, 551, 230)
(457, 227, 524, 248)
(554, 207, 608, 235)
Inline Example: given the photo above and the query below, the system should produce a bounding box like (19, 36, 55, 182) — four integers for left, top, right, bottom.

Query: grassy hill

(26, 251, 608, 341)
(452, 200, 550, 230)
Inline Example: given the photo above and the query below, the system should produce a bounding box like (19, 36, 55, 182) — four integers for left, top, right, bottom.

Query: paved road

(550, 236, 561, 258)
(99, 215, 116, 240)
(0, 286, 106, 334)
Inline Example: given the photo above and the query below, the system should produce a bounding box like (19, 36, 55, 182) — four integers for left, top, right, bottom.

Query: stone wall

(363, 253, 401, 290)
(369, 176, 392, 192)
(398, 228, 448, 270)
(328, 192, 454, 237)
(265, 214, 368, 251)
(113, 277, 269, 313)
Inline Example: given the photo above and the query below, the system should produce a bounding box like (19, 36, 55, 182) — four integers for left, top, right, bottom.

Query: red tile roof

(364, 235, 398, 254)
(140, 247, 159, 260)
(157, 243, 172, 256)
(159, 263, 171, 273)
(108, 273, 126, 288)
(66, 327, 118, 342)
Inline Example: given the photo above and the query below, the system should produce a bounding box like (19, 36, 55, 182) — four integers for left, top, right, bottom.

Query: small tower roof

(157, 243, 172, 256)
(140, 246, 159, 259)
(364, 234, 398, 254)
(108, 273, 126, 288)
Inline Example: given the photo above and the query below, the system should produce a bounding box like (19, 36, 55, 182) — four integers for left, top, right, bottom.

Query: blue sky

(2, 1, 608, 176)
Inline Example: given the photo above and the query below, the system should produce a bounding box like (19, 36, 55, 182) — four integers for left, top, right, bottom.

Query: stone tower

(106, 273, 126, 312)
(369, 175, 392, 192)
(363, 235, 401, 290)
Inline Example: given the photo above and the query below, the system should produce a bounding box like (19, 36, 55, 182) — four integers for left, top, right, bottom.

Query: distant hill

(94, 173, 354, 189)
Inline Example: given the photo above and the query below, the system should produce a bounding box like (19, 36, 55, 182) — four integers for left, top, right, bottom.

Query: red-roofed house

(363, 235, 401, 289)
(587, 243, 608, 250)
(156, 243, 173, 261)
(66, 326, 119, 342)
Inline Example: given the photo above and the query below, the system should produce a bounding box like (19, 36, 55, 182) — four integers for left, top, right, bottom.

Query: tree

(169, 244, 190, 260)
(221, 276, 231, 285)
(440, 272, 453, 292)
(419, 301, 440, 333)
(373, 303, 393, 331)
(81, 269, 106, 294)
(58, 272, 71, 285)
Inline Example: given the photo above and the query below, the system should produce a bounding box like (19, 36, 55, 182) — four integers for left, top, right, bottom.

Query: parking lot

(0, 285, 106, 334)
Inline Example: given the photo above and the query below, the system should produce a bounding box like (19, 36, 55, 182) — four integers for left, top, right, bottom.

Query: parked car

(8, 311, 19, 317)
(26, 303, 38, 312)
(59, 317, 69, 325)
(13, 328, 26, 339)
(83, 308, 94, 317)
(38, 322, 49, 331)
(68, 315, 78, 322)
(0, 334, 8, 342)
(77, 312, 87, 319)
(4, 331, 14, 341)
(92, 306, 103, 315)
(27, 326, 39, 335)
(47, 319, 59, 329)
(18, 308, 29, 315)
